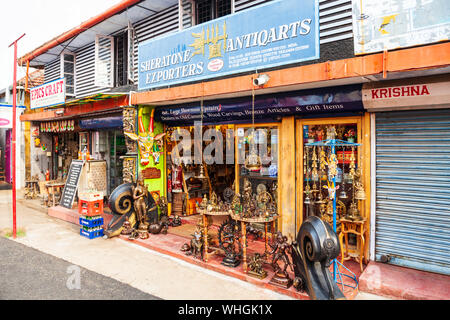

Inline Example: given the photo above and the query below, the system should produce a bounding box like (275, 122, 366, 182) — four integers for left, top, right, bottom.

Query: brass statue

(248, 253, 267, 279)
(132, 176, 150, 238)
(186, 224, 204, 260)
(268, 231, 294, 288)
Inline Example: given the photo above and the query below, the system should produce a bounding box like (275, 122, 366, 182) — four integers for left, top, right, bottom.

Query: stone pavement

(0, 236, 159, 300)
(0, 189, 389, 300)
(0, 190, 294, 300)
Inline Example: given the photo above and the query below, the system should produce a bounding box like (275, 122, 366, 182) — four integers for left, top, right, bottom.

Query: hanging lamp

(245, 76, 262, 171)
(196, 83, 207, 179)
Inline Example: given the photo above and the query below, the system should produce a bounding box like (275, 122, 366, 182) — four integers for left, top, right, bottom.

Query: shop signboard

(352, 0, 450, 55)
(60, 160, 84, 209)
(362, 81, 450, 111)
(0, 104, 26, 128)
(138, 0, 319, 91)
(30, 78, 66, 109)
(155, 84, 363, 126)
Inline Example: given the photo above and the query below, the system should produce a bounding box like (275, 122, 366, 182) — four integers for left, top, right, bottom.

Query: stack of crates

(78, 192, 104, 239)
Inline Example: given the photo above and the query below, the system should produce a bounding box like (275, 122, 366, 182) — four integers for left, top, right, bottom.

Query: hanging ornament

(349, 146, 356, 179)
(245, 76, 262, 171)
(354, 167, 366, 200)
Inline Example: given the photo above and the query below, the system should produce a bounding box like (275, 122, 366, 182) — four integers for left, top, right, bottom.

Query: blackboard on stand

(60, 160, 84, 209)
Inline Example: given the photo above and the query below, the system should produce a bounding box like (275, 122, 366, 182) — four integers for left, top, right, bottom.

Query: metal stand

(305, 138, 360, 290)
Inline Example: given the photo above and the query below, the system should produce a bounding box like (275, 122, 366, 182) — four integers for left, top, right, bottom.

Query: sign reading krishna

(138, 0, 319, 90)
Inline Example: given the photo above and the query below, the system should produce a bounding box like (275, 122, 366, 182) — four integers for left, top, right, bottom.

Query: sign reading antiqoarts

(352, 0, 450, 55)
(30, 78, 66, 109)
(138, 0, 319, 90)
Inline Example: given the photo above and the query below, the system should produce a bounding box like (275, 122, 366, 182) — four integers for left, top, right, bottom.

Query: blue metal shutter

(375, 109, 450, 275)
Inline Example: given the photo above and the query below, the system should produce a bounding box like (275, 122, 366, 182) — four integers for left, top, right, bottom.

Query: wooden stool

(339, 217, 367, 272)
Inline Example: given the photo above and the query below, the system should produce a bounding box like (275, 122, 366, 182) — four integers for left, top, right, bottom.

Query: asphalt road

(0, 237, 160, 300)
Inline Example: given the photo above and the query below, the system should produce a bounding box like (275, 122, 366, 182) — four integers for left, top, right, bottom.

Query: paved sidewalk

(0, 189, 389, 300)
(0, 237, 159, 300)
(0, 190, 294, 300)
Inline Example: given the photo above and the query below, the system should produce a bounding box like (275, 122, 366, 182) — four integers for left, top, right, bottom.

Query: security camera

(253, 74, 270, 86)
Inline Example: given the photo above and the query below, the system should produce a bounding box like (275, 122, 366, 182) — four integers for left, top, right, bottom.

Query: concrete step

(359, 261, 450, 300)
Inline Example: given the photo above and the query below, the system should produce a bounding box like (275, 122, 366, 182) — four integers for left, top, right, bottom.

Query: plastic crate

(79, 192, 103, 202)
(79, 216, 103, 228)
(80, 227, 104, 239)
(78, 199, 104, 216)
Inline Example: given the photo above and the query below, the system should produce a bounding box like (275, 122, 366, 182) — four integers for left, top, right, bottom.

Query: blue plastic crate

(79, 216, 103, 228)
(80, 228, 104, 239)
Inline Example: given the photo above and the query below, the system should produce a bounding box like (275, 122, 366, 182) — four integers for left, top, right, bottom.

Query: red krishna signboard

(30, 78, 66, 109)
(363, 81, 450, 111)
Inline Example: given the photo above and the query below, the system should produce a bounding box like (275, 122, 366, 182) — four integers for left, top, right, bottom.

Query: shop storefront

(127, 82, 372, 268)
(107, 0, 373, 298)
(364, 76, 450, 275)
(23, 90, 130, 206)
(0, 104, 26, 186)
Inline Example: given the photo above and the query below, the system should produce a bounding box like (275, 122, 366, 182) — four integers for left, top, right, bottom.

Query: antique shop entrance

(295, 115, 371, 271)
(165, 122, 280, 231)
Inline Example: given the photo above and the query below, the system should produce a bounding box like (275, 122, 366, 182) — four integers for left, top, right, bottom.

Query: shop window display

(236, 125, 279, 231)
(165, 124, 236, 217)
(302, 124, 363, 231)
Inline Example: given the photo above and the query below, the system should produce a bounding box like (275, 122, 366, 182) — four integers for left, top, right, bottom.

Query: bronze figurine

(248, 253, 268, 279)
(268, 231, 294, 289)
(132, 175, 149, 229)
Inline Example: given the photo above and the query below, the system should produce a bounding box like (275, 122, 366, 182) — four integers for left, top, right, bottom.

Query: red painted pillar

(9, 33, 25, 239)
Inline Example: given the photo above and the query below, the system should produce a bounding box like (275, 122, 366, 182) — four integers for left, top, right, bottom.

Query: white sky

(0, 0, 123, 92)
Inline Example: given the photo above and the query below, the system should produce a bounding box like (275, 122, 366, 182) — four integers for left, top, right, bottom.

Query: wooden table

(231, 214, 278, 273)
(198, 208, 230, 262)
(25, 180, 39, 198)
(339, 217, 367, 272)
(46, 182, 66, 207)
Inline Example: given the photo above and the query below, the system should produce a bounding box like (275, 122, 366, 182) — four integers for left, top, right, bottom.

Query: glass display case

(235, 124, 280, 230)
(298, 118, 364, 233)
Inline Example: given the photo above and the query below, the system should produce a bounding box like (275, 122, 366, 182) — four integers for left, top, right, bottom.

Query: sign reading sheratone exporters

(138, 0, 319, 91)
(352, 0, 450, 55)
(30, 78, 66, 109)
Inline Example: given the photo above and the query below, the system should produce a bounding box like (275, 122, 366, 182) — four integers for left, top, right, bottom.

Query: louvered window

(95, 35, 114, 87)
(60, 52, 75, 96)
(115, 32, 128, 87)
(195, 0, 232, 24)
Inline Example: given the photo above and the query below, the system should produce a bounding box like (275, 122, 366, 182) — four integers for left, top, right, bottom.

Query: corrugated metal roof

(21, 0, 177, 68)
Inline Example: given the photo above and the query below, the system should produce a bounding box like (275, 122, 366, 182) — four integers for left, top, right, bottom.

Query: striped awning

(44, 93, 128, 109)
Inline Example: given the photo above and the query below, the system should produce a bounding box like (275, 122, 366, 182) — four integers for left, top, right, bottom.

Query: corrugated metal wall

(132, 4, 179, 83)
(44, 0, 353, 97)
(235, 0, 353, 44)
(375, 109, 450, 275)
(43, 58, 60, 83)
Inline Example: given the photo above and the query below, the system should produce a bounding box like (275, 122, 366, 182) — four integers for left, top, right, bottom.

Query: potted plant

(344, 128, 356, 143)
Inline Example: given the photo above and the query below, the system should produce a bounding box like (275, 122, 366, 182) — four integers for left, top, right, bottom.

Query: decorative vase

(347, 137, 355, 143)
(307, 138, 315, 144)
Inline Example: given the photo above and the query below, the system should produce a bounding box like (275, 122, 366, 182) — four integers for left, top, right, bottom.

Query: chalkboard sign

(60, 160, 84, 209)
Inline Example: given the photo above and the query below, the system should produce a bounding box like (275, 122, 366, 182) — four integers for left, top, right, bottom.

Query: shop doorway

(166, 124, 236, 217)
(108, 131, 127, 194)
(295, 116, 365, 232)
(5, 129, 11, 183)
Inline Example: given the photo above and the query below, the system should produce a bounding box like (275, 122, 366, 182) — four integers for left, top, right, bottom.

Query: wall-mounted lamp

(253, 74, 270, 86)
(55, 109, 64, 116)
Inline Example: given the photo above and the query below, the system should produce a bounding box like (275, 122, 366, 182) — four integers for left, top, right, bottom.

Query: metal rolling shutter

(375, 109, 450, 275)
